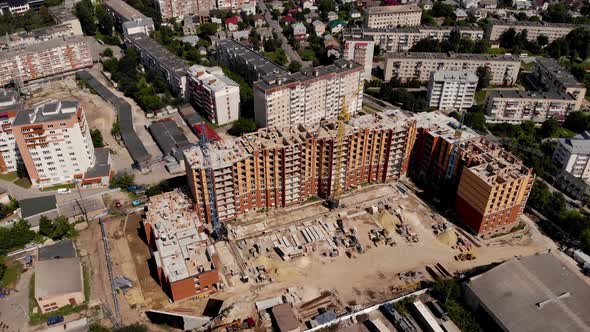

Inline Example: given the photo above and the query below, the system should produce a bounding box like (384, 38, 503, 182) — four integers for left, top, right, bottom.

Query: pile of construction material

(394, 209, 419, 243)
(369, 228, 396, 247)
(332, 219, 365, 257)
(398, 270, 423, 281)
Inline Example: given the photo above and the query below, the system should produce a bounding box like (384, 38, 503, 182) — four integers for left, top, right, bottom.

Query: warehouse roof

(19, 195, 57, 219)
(38, 239, 77, 261)
(466, 252, 590, 332)
(35, 257, 83, 298)
(271, 303, 300, 332)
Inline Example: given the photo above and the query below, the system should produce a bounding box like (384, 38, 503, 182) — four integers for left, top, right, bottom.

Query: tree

(543, 4, 570, 23)
(89, 323, 110, 332)
(539, 118, 559, 138)
(110, 172, 135, 189)
(76, 0, 97, 35)
(96, 5, 114, 35)
(102, 48, 114, 57)
(39, 216, 54, 238)
(198, 23, 219, 38)
(537, 34, 549, 47)
(228, 118, 257, 136)
(475, 66, 491, 90)
(0, 260, 5, 282)
(431, 2, 455, 17)
(274, 48, 288, 65)
(118, 324, 148, 332)
(91, 129, 105, 148)
(547, 37, 569, 59)
(563, 111, 590, 133)
(464, 111, 486, 131)
(288, 60, 302, 73)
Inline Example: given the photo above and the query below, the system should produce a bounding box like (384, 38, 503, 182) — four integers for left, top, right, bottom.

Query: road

(257, 1, 303, 63)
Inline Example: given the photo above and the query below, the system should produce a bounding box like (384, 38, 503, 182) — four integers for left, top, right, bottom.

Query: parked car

(57, 188, 71, 194)
(132, 199, 143, 206)
(127, 185, 146, 195)
(47, 316, 64, 326)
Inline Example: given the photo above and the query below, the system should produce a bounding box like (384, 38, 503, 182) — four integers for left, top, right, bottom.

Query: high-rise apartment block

(142, 190, 220, 301)
(384, 52, 520, 85)
(125, 33, 188, 97)
(184, 111, 417, 223)
(486, 20, 576, 44)
(216, 39, 288, 84)
(553, 132, 590, 180)
(342, 37, 375, 81)
(186, 65, 240, 125)
(533, 58, 586, 112)
(409, 112, 534, 237)
(427, 70, 477, 111)
(47, 6, 84, 36)
(365, 5, 422, 28)
(344, 26, 484, 53)
(253, 59, 364, 128)
(12, 100, 95, 187)
(485, 90, 577, 124)
(155, 0, 211, 20)
(0, 36, 93, 87)
(0, 89, 23, 173)
(215, 0, 255, 11)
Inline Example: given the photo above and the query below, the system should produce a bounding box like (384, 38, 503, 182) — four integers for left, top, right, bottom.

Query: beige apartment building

(253, 59, 364, 128)
(533, 58, 586, 112)
(342, 37, 375, 81)
(485, 90, 578, 124)
(486, 20, 577, 44)
(12, 100, 95, 188)
(184, 112, 417, 223)
(366, 4, 422, 28)
(345, 26, 484, 52)
(0, 36, 93, 87)
(384, 52, 520, 85)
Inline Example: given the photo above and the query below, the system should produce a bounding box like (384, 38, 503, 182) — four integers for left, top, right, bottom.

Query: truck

(47, 316, 64, 326)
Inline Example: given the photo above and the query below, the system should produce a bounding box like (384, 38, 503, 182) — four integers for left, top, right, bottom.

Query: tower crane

(199, 122, 224, 239)
(327, 96, 351, 209)
(444, 112, 465, 181)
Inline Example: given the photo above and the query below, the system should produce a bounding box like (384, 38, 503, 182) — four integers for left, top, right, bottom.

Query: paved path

(0, 268, 32, 332)
(258, 1, 303, 63)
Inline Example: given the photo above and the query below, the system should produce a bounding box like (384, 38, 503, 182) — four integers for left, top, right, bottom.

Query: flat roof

(48, 5, 78, 22)
(38, 239, 77, 261)
(126, 33, 188, 75)
(84, 148, 111, 179)
(20, 195, 57, 218)
(35, 257, 82, 298)
(489, 18, 577, 28)
(386, 51, 519, 62)
(536, 58, 585, 89)
(488, 89, 574, 100)
(187, 65, 239, 92)
(0, 35, 89, 57)
(271, 303, 300, 332)
(557, 132, 590, 154)
(432, 70, 478, 82)
(367, 4, 422, 14)
(467, 252, 590, 332)
(104, 0, 147, 21)
(148, 118, 192, 157)
(13, 100, 79, 126)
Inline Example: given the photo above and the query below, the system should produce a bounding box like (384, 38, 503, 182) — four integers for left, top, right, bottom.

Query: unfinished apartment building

(383, 52, 521, 85)
(184, 112, 417, 223)
(142, 190, 220, 301)
(409, 112, 534, 237)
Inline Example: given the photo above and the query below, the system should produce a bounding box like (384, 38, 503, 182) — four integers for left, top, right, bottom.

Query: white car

(57, 188, 71, 194)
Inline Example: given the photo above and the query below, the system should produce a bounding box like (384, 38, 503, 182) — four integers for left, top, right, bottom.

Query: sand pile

(436, 229, 458, 246)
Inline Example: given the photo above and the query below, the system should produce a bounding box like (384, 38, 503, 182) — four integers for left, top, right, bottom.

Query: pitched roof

(271, 303, 300, 332)
(225, 16, 239, 24)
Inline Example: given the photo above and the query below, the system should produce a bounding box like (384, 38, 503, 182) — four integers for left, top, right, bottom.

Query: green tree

(198, 23, 219, 38)
(110, 172, 135, 189)
(119, 324, 148, 332)
(91, 129, 105, 148)
(75, 0, 97, 35)
(288, 60, 302, 73)
(89, 323, 110, 332)
(96, 5, 114, 35)
(537, 34, 549, 47)
(539, 118, 559, 138)
(0, 260, 5, 281)
(228, 118, 257, 136)
(476, 66, 491, 90)
(39, 216, 54, 238)
(464, 111, 486, 132)
(102, 48, 114, 57)
(544, 4, 571, 23)
(563, 111, 590, 133)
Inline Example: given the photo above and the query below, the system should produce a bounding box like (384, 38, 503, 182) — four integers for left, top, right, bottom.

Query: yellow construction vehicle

(327, 96, 351, 209)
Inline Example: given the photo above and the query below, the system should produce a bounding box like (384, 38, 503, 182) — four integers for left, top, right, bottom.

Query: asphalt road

(257, 1, 303, 64)
(0, 268, 32, 332)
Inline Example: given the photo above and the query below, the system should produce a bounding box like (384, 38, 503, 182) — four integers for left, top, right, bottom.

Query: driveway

(0, 268, 33, 332)
(258, 1, 303, 64)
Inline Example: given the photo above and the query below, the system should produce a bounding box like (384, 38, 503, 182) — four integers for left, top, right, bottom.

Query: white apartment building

(344, 26, 484, 53)
(187, 65, 240, 125)
(0, 89, 22, 173)
(553, 132, 590, 180)
(154, 0, 211, 20)
(12, 100, 95, 187)
(0, 36, 93, 87)
(485, 90, 577, 124)
(253, 59, 364, 128)
(215, 0, 255, 11)
(342, 37, 375, 81)
(486, 20, 577, 44)
(533, 58, 586, 112)
(427, 70, 477, 111)
(384, 52, 520, 85)
(366, 5, 422, 28)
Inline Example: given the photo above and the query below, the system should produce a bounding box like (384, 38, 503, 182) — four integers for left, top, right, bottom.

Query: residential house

(479, 0, 497, 8)
(254, 15, 265, 27)
(312, 20, 326, 35)
(327, 11, 338, 21)
(225, 16, 239, 32)
(282, 15, 296, 23)
(328, 19, 346, 33)
(292, 22, 308, 41)
(455, 8, 468, 20)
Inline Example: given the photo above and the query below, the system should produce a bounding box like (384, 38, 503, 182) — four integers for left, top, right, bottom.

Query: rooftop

(0, 35, 90, 58)
(122, 17, 154, 30)
(216, 39, 288, 80)
(145, 190, 216, 283)
(13, 100, 79, 126)
(0, 89, 17, 106)
(536, 57, 585, 89)
(84, 148, 112, 179)
(187, 65, 239, 92)
(48, 5, 78, 22)
(386, 51, 519, 62)
(271, 303, 300, 332)
(104, 0, 147, 21)
(488, 89, 574, 100)
(489, 18, 577, 28)
(412, 111, 479, 144)
(126, 33, 188, 76)
(35, 257, 83, 298)
(465, 138, 532, 185)
(432, 70, 478, 82)
(557, 131, 590, 155)
(367, 4, 422, 14)
(467, 252, 590, 332)
(38, 239, 77, 261)
(19, 195, 57, 219)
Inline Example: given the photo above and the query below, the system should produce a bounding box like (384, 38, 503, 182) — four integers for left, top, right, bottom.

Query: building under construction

(185, 111, 534, 238)
(184, 111, 417, 224)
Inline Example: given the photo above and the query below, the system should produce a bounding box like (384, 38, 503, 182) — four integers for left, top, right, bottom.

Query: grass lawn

(488, 47, 507, 55)
(1, 260, 23, 288)
(40, 183, 76, 192)
(13, 177, 32, 189)
(0, 172, 18, 182)
(298, 48, 318, 62)
(474, 90, 487, 105)
(555, 127, 576, 138)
